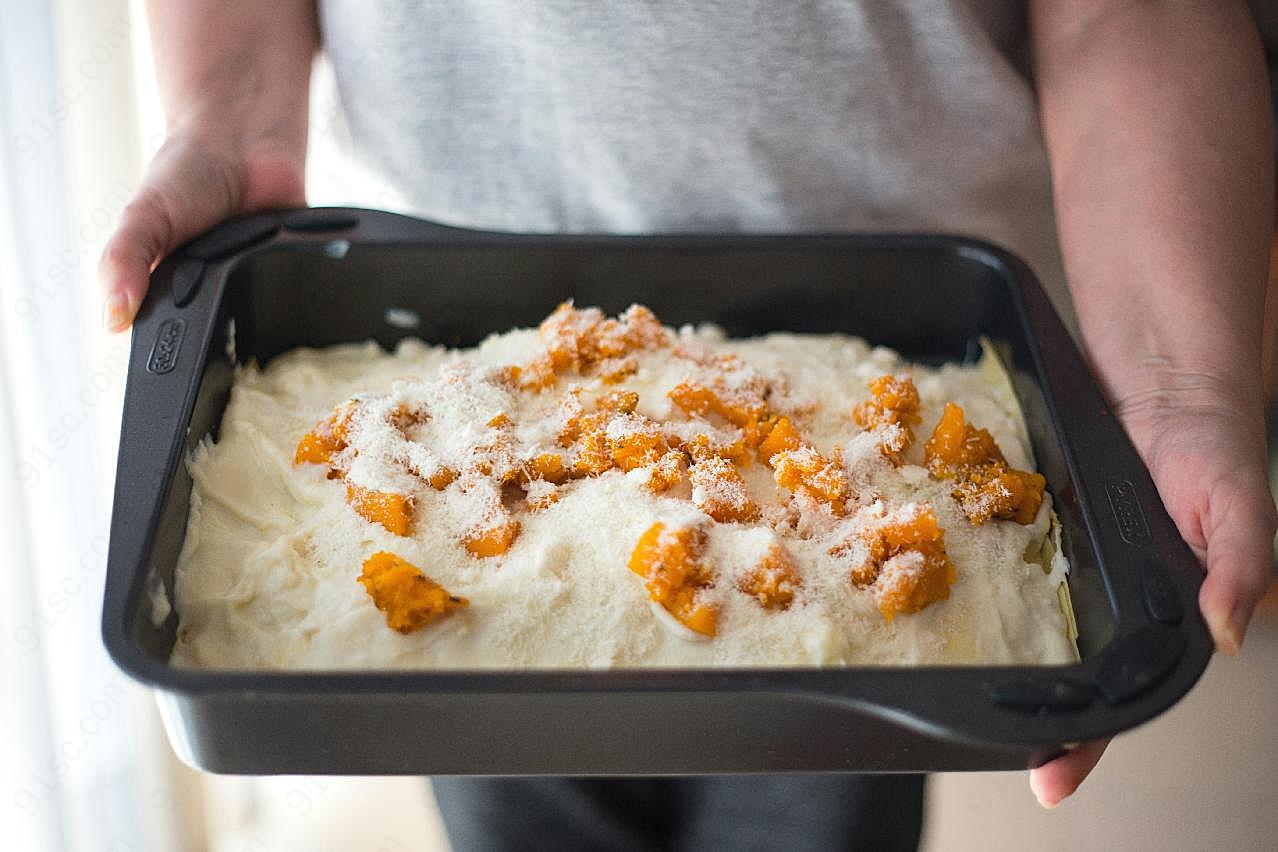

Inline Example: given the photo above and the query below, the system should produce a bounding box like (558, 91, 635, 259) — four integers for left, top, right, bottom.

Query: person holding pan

(101, 1, 1275, 849)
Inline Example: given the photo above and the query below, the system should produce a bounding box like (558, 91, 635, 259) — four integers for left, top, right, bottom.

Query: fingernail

(102, 293, 132, 332)
(1228, 606, 1250, 653)
(1036, 795, 1060, 810)
(1210, 612, 1242, 656)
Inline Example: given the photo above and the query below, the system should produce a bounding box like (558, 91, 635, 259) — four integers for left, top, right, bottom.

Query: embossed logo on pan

(1105, 478, 1152, 546)
(147, 318, 187, 375)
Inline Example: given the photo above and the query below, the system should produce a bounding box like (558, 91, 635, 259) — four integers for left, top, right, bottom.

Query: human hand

(99, 129, 305, 331)
(1029, 374, 1276, 807)
(100, 0, 317, 332)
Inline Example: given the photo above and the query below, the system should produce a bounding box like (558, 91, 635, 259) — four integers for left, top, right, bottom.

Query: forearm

(1030, 0, 1272, 435)
(1025, 3, 1274, 804)
(146, 0, 318, 153)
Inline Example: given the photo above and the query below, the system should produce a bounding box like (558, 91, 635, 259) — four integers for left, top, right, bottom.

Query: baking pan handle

(331, 207, 522, 244)
(1005, 251, 1212, 701)
(102, 224, 243, 673)
(103, 207, 463, 670)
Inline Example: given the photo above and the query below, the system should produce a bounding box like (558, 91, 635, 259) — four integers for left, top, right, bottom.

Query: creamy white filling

(169, 326, 1077, 670)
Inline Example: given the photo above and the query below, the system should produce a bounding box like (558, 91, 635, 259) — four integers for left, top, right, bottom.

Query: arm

(100, 0, 318, 331)
(1028, 0, 1275, 805)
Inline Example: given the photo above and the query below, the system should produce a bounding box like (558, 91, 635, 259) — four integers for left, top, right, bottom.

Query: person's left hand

(1027, 372, 1276, 807)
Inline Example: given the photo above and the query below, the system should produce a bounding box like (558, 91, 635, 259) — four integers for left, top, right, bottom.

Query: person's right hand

(99, 131, 305, 332)
(1028, 370, 1276, 808)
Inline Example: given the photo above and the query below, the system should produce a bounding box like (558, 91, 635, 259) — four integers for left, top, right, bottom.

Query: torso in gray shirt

(319, 0, 1072, 322)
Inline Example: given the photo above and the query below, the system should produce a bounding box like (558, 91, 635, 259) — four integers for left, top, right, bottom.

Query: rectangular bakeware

(104, 208, 1212, 774)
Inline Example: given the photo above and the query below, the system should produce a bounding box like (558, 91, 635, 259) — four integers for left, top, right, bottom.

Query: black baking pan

(103, 207, 1212, 775)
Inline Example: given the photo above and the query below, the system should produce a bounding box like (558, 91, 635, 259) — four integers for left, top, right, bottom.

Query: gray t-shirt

(319, 0, 1073, 324)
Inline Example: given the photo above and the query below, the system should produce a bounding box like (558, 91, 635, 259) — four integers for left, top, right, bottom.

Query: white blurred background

(1, 2, 1275, 850)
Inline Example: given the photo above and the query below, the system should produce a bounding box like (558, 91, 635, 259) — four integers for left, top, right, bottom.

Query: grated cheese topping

(169, 304, 1076, 669)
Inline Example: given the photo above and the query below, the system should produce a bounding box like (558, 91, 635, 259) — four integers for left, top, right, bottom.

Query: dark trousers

(432, 775, 925, 851)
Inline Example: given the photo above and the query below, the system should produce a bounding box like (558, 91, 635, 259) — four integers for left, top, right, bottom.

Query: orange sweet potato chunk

(681, 432, 750, 467)
(668, 380, 772, 448)
(645, 449, 685, 493)
(611, 430, 669, 472)
(346, 484, 413, 536)
(596, 389, 639, 414)
(528, 303, 669, 388)
(294, 402, 356, 470)
(572, 430, 615, 477)
(358, 551, 467, 634)
(609, 304, 668, 351)
(953, 466, 1046, 526)
(518, 355, 558, 391)
(463, 517, 521, 557)
(872, 547, 955, 624)
(627, 522, 718, 637)
(527, 453, 568, 484)
(494, 364, 523, 387)
(853, 374, 922, 461)
(852, 506, 956, 623)
(599, 358, 638, 384)
(756, 416, 802, 465)
(688, 454, 759, 523)
(738, 544, 802, 610)
(427, 467, 457, 490)
(771, 446, 850, 514)
(668, 381, 722, 420)
(923, 402, 1045, 525)
(924, 401, 1004, 472)
(560, 390, 680, 482)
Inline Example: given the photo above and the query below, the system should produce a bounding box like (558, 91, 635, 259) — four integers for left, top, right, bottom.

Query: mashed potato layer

(170, 305, 1076, 669)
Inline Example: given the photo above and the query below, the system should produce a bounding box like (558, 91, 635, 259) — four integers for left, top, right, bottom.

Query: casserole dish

(104, 208, 1211, 774)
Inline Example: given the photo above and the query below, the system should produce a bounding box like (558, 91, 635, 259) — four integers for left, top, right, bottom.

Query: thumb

(1195, 467, 1276, 654)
